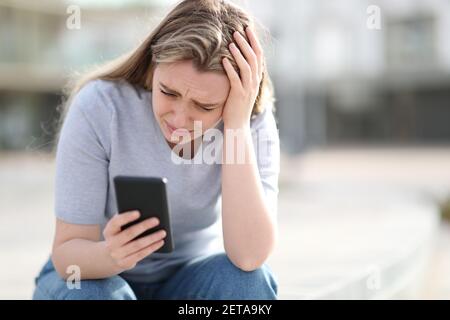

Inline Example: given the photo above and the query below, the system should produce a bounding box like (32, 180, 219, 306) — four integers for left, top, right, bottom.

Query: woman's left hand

(221, 26, 264, 128)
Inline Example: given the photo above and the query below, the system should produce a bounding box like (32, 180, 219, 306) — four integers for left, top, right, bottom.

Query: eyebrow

(159, 82, 222, 108)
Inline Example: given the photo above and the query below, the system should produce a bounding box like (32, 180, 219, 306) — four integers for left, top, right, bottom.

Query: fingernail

(229, 43, 236, 49)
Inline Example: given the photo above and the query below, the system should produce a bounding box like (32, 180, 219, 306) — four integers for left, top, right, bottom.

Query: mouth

(164, 120, 192, 134)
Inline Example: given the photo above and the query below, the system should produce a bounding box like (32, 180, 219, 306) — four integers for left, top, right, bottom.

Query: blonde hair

(56, 0, 275, 150)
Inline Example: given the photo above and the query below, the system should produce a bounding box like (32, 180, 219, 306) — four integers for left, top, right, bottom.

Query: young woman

(32, 0, 280, 300)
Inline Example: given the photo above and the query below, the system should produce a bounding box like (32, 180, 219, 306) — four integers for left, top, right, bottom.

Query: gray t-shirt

(54, 79, 280, 283)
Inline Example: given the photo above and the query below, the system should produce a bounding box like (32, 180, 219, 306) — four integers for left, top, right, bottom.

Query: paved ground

(1, 147, 449, 299)
(273, 146, 450, 299)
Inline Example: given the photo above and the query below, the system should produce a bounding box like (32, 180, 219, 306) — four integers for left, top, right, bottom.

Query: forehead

(155, 60, 230, 101)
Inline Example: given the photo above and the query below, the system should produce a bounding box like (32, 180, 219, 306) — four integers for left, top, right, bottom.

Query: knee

(33, 271, 137, 300)
(63, 276, 137, 300)
(207, 253, 279, 299)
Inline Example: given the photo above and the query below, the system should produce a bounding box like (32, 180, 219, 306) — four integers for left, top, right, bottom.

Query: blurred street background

(1, 0, 450, 299)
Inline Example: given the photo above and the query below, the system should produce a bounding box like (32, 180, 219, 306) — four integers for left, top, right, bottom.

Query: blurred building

(0, 0, 169, 151)
(1, 0, 450, 153)
(251, 0, 450, 152)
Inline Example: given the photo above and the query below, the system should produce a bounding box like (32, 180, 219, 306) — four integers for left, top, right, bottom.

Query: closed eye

(160, 89, 214, 112)
(160, 89, 176, 97)
(198, 106, 214, 112)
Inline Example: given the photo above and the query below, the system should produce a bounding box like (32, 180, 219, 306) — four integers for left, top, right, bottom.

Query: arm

(220, 26, 278, 272)
(51, 219, 120, 280)
(52, 212, 166, 280)
(221, 123, 277, 272)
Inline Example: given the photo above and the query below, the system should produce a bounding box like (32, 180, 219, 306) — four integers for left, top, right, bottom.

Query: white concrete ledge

(270, 148, 450, 299)
(269, 185, 440, 299)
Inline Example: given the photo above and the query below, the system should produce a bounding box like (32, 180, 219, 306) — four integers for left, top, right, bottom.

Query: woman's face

(152, 60, 230, 148)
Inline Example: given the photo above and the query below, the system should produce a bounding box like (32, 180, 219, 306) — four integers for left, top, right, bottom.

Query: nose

(171, 105, 191, 130)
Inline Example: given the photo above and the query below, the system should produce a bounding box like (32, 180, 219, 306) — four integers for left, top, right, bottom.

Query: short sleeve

(54, 81, 112, 225)
(250, 104, 280, 218)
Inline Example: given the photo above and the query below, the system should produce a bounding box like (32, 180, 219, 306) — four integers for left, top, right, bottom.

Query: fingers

(222, 57, 241, 88)
(233, 30, 259, 83)
(114, 229, 167, 259)
(120, 239, 165, 269)
(103, 210, 140, 238)
(226, 26, 264, 88)
(115, 217, 160, 247)
(229, 41, 251, 86)
(103, 211, 166, 271)
(245, 26, 263, 78)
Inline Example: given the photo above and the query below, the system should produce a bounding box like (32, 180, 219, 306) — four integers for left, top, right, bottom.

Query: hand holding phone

(102, 210, 166, 271)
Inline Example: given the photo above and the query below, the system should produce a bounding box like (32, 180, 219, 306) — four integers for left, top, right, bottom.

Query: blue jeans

(32, 253, 278, 300)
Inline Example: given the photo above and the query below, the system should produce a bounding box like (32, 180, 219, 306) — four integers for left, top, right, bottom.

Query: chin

(166, 129, 195, 144)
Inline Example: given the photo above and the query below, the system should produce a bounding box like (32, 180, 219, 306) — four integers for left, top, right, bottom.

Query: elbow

(51, 255, 70, 280)
(225, 218, 278, 272)
(51, 247, 77, 281)
(227, 248, 274, 272)
(233, 258, 266, 272)
(52, 257, 81, 281)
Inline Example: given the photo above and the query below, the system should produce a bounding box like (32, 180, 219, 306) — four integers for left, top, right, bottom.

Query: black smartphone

(113, 175, 174, 253)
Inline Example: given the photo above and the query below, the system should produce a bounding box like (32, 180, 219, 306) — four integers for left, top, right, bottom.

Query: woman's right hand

(102, 210, 166, 272)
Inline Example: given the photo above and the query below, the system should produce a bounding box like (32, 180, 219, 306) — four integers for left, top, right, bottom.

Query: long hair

(55, 0, 275, 152)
